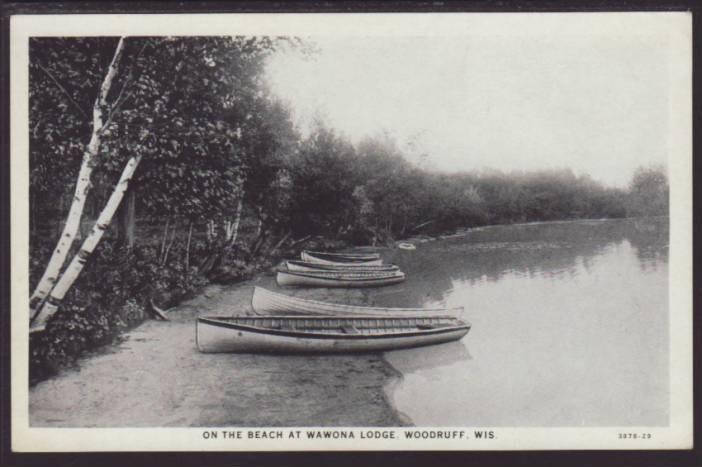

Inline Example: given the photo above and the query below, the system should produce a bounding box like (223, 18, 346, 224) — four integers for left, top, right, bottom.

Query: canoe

(196, 315, 470, 353)
(285, 259, 399, 273)
(277, 270, 405, 288)
(301, 250, 383, 266)
(302, 250, 380, 261)
(251, 286, 464, 318)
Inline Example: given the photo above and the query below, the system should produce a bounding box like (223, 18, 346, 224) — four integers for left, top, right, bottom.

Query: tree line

(28, 36, 668, 375)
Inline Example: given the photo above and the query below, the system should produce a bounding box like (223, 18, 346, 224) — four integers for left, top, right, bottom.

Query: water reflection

(382, 218, 669, 427)
(626, 217, 669, 271)
(385, 340, 472, 375)
(373, 218, 668, 309)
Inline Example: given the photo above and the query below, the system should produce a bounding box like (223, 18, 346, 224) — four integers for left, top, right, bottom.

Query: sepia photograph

(8, 10, 693, 453)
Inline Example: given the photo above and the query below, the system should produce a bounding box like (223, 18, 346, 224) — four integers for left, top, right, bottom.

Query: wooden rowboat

(196, 315, 470, 353)
(251, 286, 464, 318)
(301, 250, 383, 266)
(285, 259, 399, 273)
(277, 270, 405, 288)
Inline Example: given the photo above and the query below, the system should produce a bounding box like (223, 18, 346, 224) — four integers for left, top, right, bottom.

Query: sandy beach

(29, 274, 409, 427)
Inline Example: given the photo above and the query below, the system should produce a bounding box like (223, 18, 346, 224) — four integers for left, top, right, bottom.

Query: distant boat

(277, 269, 405, 288)
(251, 286, 464, 318)
(301, 250, 383, 266)
(285, 259, 399, 273)
(397, 242, 416, 250)
(196, 315, 470, 353)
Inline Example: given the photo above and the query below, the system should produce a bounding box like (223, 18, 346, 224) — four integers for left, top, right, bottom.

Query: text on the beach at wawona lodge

(201, 429, 496, 441)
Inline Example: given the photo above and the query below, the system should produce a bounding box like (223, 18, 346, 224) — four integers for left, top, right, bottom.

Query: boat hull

(301, 251, 383, 266)
(286, 260, 399, 273)
(276, 270, 405, 288)
(196, 316, 470, 353)
(251, 286, 464, 318)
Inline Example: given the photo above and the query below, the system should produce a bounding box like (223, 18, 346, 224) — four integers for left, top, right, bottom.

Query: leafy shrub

(29, 300, 127, 384)
(29, 236, 211, 384)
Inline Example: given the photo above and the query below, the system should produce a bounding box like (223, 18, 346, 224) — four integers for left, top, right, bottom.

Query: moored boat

(277, 269, 405, 288)
(285, 259, 399, 273)
(196, 315, 470, 353)
(251, 286, 464, 318)
(301, 250, 383, 266)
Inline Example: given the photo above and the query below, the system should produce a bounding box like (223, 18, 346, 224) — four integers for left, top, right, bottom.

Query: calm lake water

(375, 218, 669, 427)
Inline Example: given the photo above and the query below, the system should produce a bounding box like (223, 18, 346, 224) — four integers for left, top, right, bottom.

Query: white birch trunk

(31, 154, 142, 332)
(224, 176, 245, 245)
(160, 218, 171, 259)
(205, 219, 214, 243)
(29, 37, 127, 318)
(185, 222, 193, 270)
(228, 194, 244, 246)
(161, 224, 177, 266)
(253, 205, 263, 239)
(254, 217, 262, 239)
(224, 220, 233, 242)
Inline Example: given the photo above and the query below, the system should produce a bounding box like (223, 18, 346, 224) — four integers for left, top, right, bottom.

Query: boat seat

(340, 325, 360, 334)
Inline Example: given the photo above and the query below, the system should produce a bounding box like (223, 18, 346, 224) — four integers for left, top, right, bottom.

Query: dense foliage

(285, 125, 665, 241)
(28, 36, 669, 381)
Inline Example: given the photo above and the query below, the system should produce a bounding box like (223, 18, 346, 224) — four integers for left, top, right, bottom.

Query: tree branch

(100, 86, 133, 132)
(35, 62, 89, 119)
(149, 299, 170, 321)
(101, 40, 151, 131)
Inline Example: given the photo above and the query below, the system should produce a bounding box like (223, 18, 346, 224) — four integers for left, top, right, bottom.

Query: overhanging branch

(35, 62, 89, 120)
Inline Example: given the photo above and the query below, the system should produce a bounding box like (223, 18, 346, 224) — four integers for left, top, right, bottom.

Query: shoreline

(29, 274, 410, 427)
(380, 355, 413, 426)
(29, 217, 660, 427)
(398, 215, 637, 244)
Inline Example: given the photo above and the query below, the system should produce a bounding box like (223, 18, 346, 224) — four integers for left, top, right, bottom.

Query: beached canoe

(301, 250, 383, 266)
(277, 270, 405, 288)
(285, 259, 399, 273)
(251, 286, 464, 318)
(302, 250, 380, 260)
(196, 315, 470, 353)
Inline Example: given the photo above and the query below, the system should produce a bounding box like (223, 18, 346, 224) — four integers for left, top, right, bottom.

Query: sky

(265, 20, 676, 188)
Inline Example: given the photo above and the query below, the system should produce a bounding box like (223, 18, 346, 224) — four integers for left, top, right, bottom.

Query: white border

(10, 12, 693, 452)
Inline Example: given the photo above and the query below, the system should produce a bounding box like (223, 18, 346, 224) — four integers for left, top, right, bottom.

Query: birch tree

(29, 36, 296, 331)
(31, 154, 143, 331)
(29, 37, 127, 318)
(224, 175, 245, 246)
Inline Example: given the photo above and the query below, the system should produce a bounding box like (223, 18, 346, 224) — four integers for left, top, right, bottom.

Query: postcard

(9, 11, 692, 452)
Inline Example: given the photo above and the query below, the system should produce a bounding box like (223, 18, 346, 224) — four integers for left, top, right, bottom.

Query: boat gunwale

(285, 260, 399, 271)
(197, 316, 470, 340)
(301, 252, 381, 264)
(303, 250, 380, 259)
(278, 270, 405, 281)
